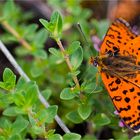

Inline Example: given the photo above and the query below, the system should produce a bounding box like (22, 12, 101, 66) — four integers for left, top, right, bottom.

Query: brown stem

(87, 121, 94, 135)
(1, 21, 32, 50)
(57, 39, 80, 89)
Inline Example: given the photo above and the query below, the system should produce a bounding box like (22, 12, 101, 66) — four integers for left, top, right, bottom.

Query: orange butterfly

(90, 18, 140, 133)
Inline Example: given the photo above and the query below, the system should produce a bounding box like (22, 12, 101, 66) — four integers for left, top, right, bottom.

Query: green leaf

(28, 114, 36, 126)
(0, 82, 6, 90)
(37, 106, 58, 124)
(40, 11, 63, 39)
(70, 45, 83, 70)
(9, 134, 22, 140)
(68, 70, 80, 77)
(31, 125, 44, 135)
(93, 113, 111, 126)
(50, 11, 63, 37)
(33, 29, 48, 48)
(67, 41, 80, 55)
(13, 92, 26, 107)
(49, 54, 64, 65)
(92, 19, 109, 39)
(78, 104, 92, 120)
(46, 129, 55, 137)
(12, 116, 29, 134)
(66, 111, 83, 124)
(0, 68, 16, 90)
(17, 81, 35, 92)
(82, 135, 97, 140)
(0, 93, 13, 108)
(23, 24, 38, 39)
(15, 47, 29, 56)
(42, 89, 52, 100)
(82, 82, 103, 93)
(132, 136, 140, 140)
(60, 88, 76, 100)
(25, 83, 38, 107)
(32, 49, 47, 59)
(16, 77, 26, 91)
(3, 106, 25, 116)
(3, 68, 16, 87)
(3, 0, 15, 18)
(49, 48, 62, 58)
(30, 66, 43, 78)
(0, 136, 5, 140)
(46, 105, 58, 123)
(39, 19, 50, 32)
(48, 134, 63, 140)
(63, 133, 81, 140)
(0, 118, 12, 129)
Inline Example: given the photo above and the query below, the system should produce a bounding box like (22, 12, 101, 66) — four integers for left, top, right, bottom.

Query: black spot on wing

(110, 27, 121, 35)
(117, 40, 121, 43)
(105, 74, 109, 79)
(106, 40, 114, 48)
(118, 105, 131, 113)
(117, 36, 122, 39)
(112, 96, 122, 101)
(130, 36, 135, 39)
(107, 34, 115, 39)
(123, 90, 128, 95)
(109, 86, 118, 91)
(137, 105, 140, 110)
(138, 62, 140, 65)
(129, 87, 135, 92)
(108, 81, 114, 86)
(115, 78, 121, 84)
(124, 97, 130, 103)
(123, 116, 132, 121)
(113, 46, 119, 52)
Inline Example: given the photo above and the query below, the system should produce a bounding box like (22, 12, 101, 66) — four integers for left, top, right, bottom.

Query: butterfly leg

(90, 71, 100, 93)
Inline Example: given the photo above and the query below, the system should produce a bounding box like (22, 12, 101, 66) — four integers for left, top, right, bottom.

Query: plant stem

(1, 21, 32, 50)
(57, 39, 80, 89)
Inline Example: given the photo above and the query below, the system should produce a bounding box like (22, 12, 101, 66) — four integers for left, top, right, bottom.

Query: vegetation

(0, 0, 139, 139)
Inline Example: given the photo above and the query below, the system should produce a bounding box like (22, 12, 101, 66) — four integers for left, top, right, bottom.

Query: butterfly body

(93, 53, 140, 78)
(91, 18, 140, 133)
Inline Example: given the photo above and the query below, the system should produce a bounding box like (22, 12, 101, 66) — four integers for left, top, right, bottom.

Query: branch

(1, 21, 32, 50)
(0, 40, 70, 133)
(57, 39, 80, 89)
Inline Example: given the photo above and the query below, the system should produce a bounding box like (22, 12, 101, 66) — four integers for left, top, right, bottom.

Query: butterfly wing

(100, 18, 137, 55)
(99, 18, 140, 133)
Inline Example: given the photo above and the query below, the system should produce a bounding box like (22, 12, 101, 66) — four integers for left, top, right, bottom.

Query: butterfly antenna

(77, 23, 89, 46)
(76, 23, 93, 57)
(90, 72, 99, 94)
(76, 23, 93, 82)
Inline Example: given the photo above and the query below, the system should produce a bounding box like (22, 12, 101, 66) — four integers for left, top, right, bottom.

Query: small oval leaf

(60, 88, 76, 100)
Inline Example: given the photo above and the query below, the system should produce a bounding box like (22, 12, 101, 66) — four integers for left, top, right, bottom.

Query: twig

(0, 40, 70, 133)
(57, 39, 80, 89)
(1, 21, 32, 51)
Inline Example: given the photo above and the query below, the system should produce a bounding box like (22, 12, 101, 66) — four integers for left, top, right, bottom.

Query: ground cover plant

(0, 0, 140, 139)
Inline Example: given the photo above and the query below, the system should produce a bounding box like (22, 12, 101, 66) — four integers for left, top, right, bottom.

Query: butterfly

(90, 18, 140, 133)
